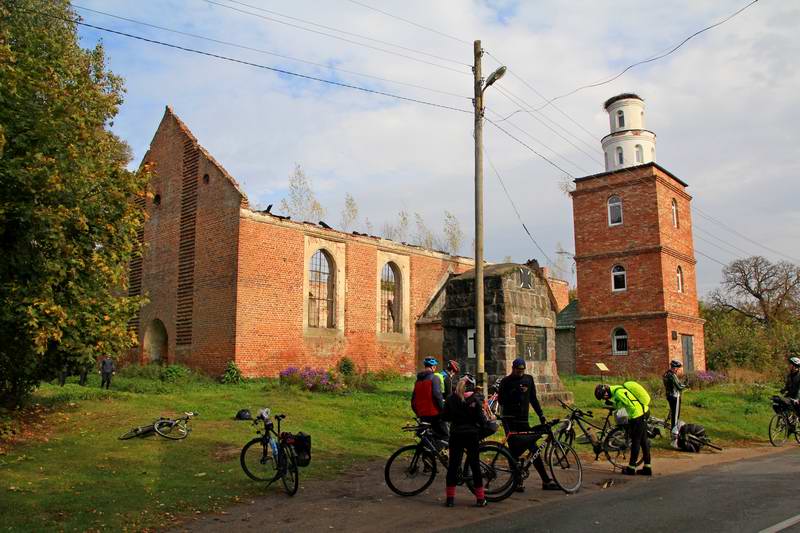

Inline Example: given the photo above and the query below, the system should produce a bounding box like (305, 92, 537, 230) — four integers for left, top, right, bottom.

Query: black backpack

(234, 409, 252, 421)
(678, 423, 706, 453)
(292, 432, 312, 467)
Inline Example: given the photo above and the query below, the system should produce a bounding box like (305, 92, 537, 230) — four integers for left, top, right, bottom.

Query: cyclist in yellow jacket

(595, 382, 652, 476)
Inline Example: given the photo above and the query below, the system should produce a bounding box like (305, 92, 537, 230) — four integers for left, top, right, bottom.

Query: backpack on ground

(678, 423, 706, 453)
(622, 381, 652, 411)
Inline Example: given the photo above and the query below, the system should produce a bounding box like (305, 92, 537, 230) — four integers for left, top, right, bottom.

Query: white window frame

(635, 144, 643, 163)
(612, 327, 629, 355)
(611, 265, 627, 292)
(676, 266, 684, 293)
(671, 199, 679, 228)
(617, 110, 625, 128)
(608, 195, 623, 226)
(616, 147, 624, 165)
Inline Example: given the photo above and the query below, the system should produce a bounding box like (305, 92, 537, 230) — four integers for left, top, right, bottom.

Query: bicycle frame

(252, 409, 289, 480)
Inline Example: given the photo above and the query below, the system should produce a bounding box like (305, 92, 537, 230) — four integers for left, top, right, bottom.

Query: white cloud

(77, 0, 799, 293)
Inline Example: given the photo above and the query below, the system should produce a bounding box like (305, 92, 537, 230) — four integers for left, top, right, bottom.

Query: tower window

(651, 147, 655, 160)
(612, 327, 629, 355)
(617, 110, 625, 128)
(308, 249, 336, 328)
(612, 265, 627, 291)
(677, 266, 684, 293)
(604, 151, 608, 169)
(672, 199, 679, 228)
(616, 147, 624, 165)
(635, 144, 643, 163)
(608, 195, 623, 226)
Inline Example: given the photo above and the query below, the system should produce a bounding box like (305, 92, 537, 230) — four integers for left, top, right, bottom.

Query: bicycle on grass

(384, 418, 518, 502)
(492, 417, 582, 494)
(118, 412, 198, 440)
(769, 395, 800, 447)
(240, 408, 299, 496)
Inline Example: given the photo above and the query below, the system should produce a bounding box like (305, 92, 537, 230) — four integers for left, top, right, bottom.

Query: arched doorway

(143, 319, 168, 363)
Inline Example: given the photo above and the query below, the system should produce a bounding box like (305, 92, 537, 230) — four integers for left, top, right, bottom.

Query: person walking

(663, 360, 687, 432)
(99, 356, 115, 390)
(498, 358, 559, 491)
(411, 357, 447, 443)
(595, 381, 652, 476)
(441, 374, 487, 508)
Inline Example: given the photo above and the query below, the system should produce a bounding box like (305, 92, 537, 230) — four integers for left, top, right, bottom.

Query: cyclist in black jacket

(498, 358, 559, 492)
(781, 357, 800, 419)
(663, 360, 687, 431)
(441, 374, 487, 508)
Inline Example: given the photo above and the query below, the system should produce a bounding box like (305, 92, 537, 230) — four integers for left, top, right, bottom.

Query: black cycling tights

(447, 432, 482, 488)
(628, 415, 651, 467)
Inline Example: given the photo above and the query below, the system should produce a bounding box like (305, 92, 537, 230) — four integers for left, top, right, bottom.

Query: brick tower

(571, 94, 705, 375)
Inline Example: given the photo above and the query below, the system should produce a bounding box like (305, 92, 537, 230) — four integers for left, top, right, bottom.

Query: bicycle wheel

(118, 425, 155, 440)
(603, 427, 643, 469)
(466, 444, 518, 503)
(280, 444, 299, 496)
(241, 438, 279, 482)
(547, 441, 582, 494)
(154, 419, 189, 440)
(769, 414, 789, 447)
(384, 445, 437, 497)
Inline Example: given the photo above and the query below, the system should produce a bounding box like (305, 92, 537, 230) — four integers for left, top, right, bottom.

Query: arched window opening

(617, 110, 625, 128)
(604, 151, 609, 169)
(608, 195, 623, 226)
(380, 262, 402, 333)
(612, 328, 629, 355)
(616, 146, 624, 165)
(308, 250, 336, 328)
(677, 266, 684, 293)
(635, 144, 643, 163)
(671, 199, 679, 228)
(612, 265, 627, 291)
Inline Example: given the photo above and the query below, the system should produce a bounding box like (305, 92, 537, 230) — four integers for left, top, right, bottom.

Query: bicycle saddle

(275, 414, 286, 421)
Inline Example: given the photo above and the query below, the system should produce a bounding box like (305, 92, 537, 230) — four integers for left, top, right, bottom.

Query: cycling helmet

(423, 357, 439, 368)
(512, 357, 526, 369)
(670, 360, 683, 369)
(594, 384, 610, 401)
(447, 360, 460, 373)
(790, 356, 800, 367)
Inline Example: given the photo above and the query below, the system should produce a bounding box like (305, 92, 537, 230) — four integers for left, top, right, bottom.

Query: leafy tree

(339, 193, 359, 232)
(442, 210, 463, 256)
(381, 210, 409, 242)
(412, 212, 445, 252)
(711, 256, 800, 327)
(278, 164, 326, 222)
(0, 1, 147, 407)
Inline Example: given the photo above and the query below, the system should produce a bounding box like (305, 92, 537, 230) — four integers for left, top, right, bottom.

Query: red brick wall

(571, 163, 704, 375)
(233, 214, 472, 377)
(132, 108, 243, 375)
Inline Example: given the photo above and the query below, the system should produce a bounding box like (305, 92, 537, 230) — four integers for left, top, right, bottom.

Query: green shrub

(372, 369, 402, 382)
(220, 361, 244, 385)
(118, 363, 163, 380)
(343, 372, 377, 392)
(160, 364, 190, 383)
(337, 357, 356, 376)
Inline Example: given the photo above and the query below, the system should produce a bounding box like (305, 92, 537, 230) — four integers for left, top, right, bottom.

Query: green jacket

(609, 385, 649, 419)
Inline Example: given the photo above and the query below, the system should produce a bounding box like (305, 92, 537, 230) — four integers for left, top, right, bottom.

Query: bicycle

(154, 412, 197, 440)
(555, 399, 637, 469)
(492, 418, 582, 494)
(384, 419, 518, 502)
(769, 395, 800, 447)
(240, 408, 299, 496)
(118, 412, 198, 440)
(486, 378, 503, 417)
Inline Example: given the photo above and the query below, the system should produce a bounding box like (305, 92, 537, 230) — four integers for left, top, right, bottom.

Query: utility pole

(473, 40, 486, 395)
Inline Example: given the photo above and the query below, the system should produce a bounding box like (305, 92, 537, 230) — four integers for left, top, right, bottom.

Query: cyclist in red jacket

(411, 357, 447, 443)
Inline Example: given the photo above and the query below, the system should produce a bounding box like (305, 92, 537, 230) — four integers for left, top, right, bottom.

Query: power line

(43, 12, 474, 114)
(694, 225, 753, 258)
(484, 117, 578, 179)
(201, 0, 471, 76)
(539, 0, 760, 109)
(72, 5, 471, 100)
(344, 0, 470, 45)
(218, 0, 469, 67)
(694, 249, 728, 267)
(484, 143, 556, 268)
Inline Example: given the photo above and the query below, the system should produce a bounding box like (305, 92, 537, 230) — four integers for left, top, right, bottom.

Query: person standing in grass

(99, 356, 115, 389)
(441, 374, 487, 508)
(663, 360, 687, 431)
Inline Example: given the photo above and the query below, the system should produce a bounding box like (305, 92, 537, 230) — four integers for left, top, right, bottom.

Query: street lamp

(473, 39, 506, 395)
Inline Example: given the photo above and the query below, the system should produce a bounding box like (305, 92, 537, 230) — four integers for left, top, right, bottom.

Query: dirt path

(174, 445, 786, 532)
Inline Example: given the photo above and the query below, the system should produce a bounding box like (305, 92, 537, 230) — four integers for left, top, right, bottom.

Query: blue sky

(75, 0, 800, 295)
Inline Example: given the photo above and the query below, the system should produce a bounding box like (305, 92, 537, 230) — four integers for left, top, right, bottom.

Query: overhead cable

(72, 5, 471, 100)
(344, 0, 470, 45)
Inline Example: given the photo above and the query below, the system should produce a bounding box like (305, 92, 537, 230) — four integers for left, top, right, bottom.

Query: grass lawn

(0, 371, 781, 531)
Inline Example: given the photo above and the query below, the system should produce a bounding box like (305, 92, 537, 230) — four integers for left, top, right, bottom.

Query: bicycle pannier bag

(677, 423, 706, 453)
(293, 432, 312, 467)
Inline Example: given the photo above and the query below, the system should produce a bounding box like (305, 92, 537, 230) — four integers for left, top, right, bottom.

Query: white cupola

(601, 93, 656, 172)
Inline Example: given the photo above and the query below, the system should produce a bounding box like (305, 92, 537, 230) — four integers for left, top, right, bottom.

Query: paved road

(455, 449, 800, 533)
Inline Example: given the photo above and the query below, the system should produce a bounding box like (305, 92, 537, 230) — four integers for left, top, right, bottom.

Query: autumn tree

(279, 164, 326, 222)
(0, 1, 148, 406)
(442, 211, 463, 255)
(339, 193, 359, 232)
(382, 210, 409, 242)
